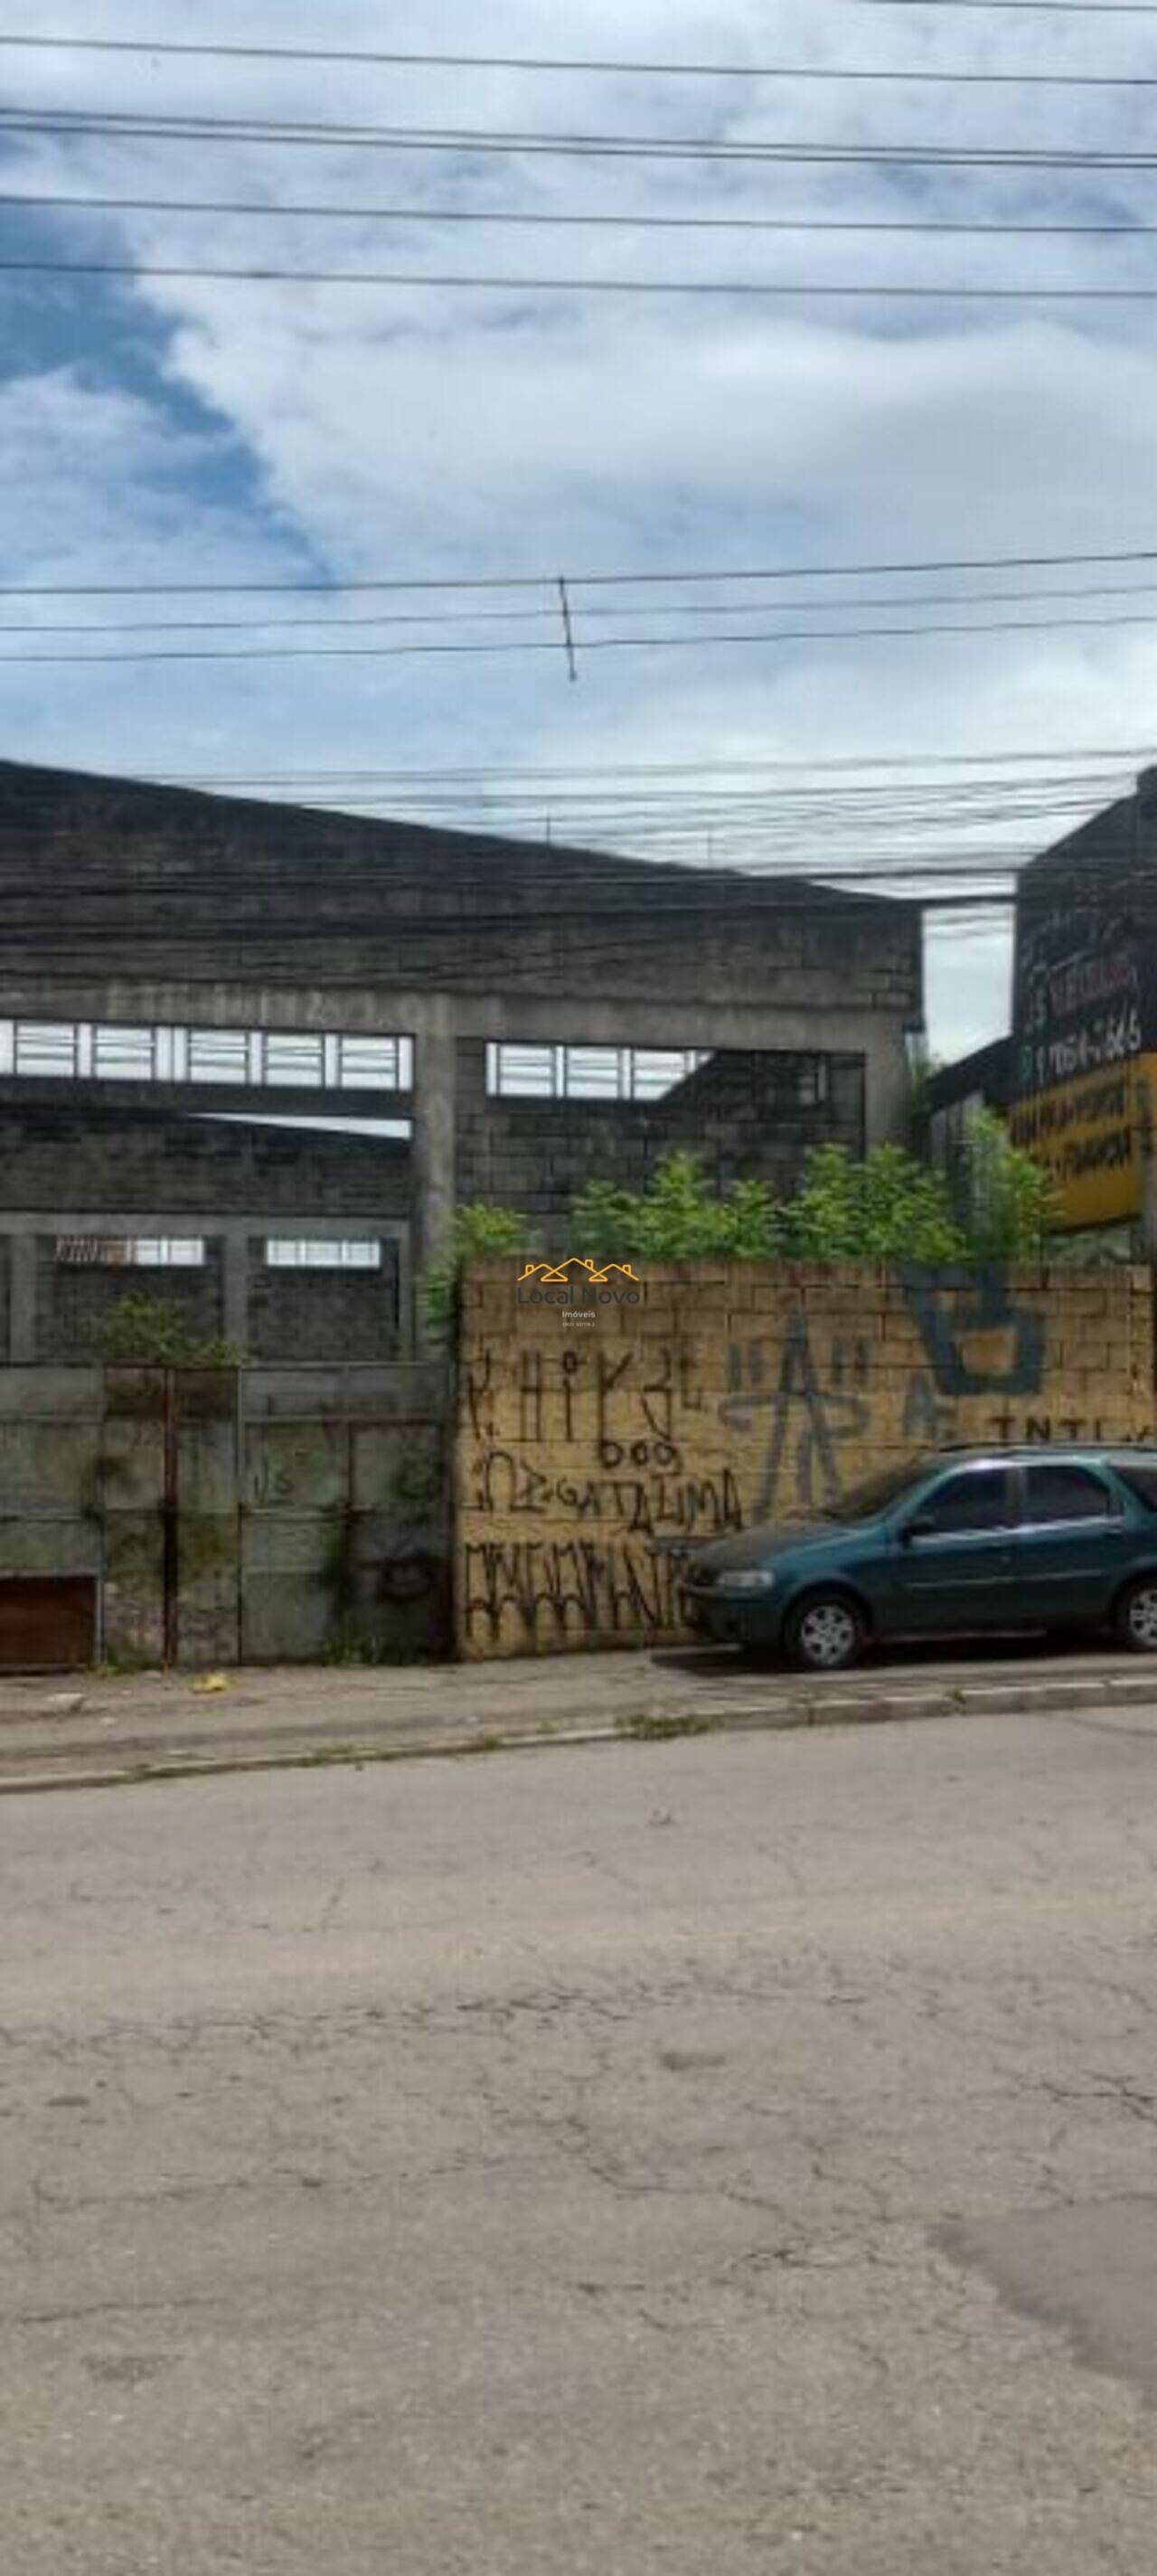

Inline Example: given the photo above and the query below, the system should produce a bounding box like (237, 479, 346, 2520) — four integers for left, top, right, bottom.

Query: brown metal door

(0, 1577, 97, 1669)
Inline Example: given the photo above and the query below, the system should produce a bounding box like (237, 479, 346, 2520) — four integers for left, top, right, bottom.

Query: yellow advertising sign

(1009, 1056, 1153, 1228)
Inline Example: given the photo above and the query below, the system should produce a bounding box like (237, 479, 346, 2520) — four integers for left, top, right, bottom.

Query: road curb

(0, 1661, 1153, 1794)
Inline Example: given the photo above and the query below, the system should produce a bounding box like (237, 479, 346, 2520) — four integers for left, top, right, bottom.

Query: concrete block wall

(0, 1103, 411, 1219)
(456, 1260, 1157, 1658)
(454, 1044, 866, 1226)
(37, 1241, 226, 1362)
(0, 1102, 412, 1362)
(246, 1245, 402, 1363)
(0, 761, 923, 1013)
(24, 1239, 406, 1367)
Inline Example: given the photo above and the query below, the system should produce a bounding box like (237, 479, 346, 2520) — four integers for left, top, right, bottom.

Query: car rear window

(1111, 1461, 1157, 1513)
(1022, 1462, 1118, 1524)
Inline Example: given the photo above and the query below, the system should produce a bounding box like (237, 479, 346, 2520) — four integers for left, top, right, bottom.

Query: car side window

(1111, 1461, 1157, 1513)
(916, 1468, 1017, 1535)
(1022, 1463, 1118, 1524)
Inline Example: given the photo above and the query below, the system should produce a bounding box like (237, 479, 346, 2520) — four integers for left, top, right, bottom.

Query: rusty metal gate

(0, 1575, 97, 1669)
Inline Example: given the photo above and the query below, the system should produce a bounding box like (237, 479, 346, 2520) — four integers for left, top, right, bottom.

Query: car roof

(923, 1444, 1157, 1468)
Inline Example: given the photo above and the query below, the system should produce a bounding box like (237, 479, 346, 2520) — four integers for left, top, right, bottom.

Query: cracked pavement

(4, 1708, 1157, 2571)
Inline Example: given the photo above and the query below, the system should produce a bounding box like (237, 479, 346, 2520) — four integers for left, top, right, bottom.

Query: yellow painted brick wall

(455, 1260, 1156, 1659)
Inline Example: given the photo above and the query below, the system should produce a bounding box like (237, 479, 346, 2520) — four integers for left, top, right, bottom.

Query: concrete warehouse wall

(22, 1236, 404, 1369)
(455, 1260, 1156, 1659)
(0, 761, 922, 1279)
(453, 1044, 867, 1224)
(0, 1102, 412, 1218)
(0, 1103, 412, 1363)
(37, 1240, 228, 1363)
(0, 760, 922, 1008)
(0, 1362, 448, 1668)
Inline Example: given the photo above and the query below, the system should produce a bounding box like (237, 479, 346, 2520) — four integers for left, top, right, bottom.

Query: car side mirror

(903, 1512, 936, 1543)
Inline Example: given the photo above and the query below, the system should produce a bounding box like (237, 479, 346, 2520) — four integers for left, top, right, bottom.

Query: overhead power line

(8, 256, 1157, 298)
(3, 547, 1157, 599)
(845, 2, 1157, 14)
(0, 901, 1016, 960)
(0, 30, 1154, 82)
(170, 769, 1124, 800)
(156, 742, 1155, 779)
(245, 784, 1109, 817)
(14, 578, 1157, 637)
(7, 190, 1157, 241)
(13, 605, 1157, 661)
(5, 109, 1157, 171)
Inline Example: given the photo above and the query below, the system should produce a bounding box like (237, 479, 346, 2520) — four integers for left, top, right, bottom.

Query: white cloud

(2, 0, 1157, 1058)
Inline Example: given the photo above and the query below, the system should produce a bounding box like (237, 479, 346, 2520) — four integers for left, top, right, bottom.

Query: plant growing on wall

(93, 1295, 242, 1367)
(421, 1120, 1056, 1318)
(954, 1105, 1058, 1263)
(780, 1143, 968, 1264)
(574, 1146, 964, 1265)
(574, 1130, 1053, 1269)
(421, 1201, 531, 1334)
(574, 1156, 784, 1261)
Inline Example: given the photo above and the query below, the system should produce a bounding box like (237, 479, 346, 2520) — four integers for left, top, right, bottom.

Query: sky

(3, 0, 1157, 1059)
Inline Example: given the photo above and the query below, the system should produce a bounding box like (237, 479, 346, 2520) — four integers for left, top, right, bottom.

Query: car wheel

(785, 1592, 866, 1674)
(1115, 1576, 1157, 1653)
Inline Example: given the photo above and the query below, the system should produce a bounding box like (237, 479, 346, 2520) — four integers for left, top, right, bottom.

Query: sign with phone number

(1011, 894, 1153, 1225)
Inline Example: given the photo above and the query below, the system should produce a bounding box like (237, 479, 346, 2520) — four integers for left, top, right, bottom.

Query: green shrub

(420, 1201, 531, 1334)
(954, 1106, 1057, 1264)
(781, 1143, 967, 1265)
(94, 1296, 241, 1367)
(421, 1119, 1056, 1316)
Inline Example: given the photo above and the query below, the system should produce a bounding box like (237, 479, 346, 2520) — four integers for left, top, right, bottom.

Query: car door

(1011, 1459, 1133, 1625)
(893, 1464, 1021, 1634)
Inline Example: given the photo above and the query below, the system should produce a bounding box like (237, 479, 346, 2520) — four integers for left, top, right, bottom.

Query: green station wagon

(680, 1446, 1157, 1673)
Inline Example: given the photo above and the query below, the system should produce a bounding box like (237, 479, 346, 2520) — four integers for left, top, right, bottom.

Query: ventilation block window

(263, 1240, 382, 1269)
(486, 1043, 710, 1100)
(14, 1023, 80, 1077)
(3, 1018, 411, 1094)
(336, 1034, 412, 1090)
(187, 1027, 250, 1083)
(54, 1237, 206, 1268)
(93, 1025, 157, 1080)
(264, 1033, 325, 1087)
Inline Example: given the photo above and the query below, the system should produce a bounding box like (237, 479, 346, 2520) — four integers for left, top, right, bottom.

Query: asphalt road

(4, 1708, 1157, 2574)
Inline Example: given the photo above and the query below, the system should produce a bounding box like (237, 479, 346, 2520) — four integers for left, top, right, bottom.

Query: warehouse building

(0, 760, 924, 1357)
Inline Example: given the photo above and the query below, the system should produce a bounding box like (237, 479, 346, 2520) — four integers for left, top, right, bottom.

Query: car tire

(784, 1591, 867, 1675)
(1115, 1575, 1157, 1653)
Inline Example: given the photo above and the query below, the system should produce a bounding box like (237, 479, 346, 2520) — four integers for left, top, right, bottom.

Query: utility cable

(3, 546, 1156, 598)
(5, 109, 1157, 172)
(0, 30, 1154, 77)
(9, 191, 1157, 239)
(8, 255, 1157, 298)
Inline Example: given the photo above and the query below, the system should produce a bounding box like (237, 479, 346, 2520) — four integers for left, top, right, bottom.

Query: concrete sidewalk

(2, 1639, 1157, 1792)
